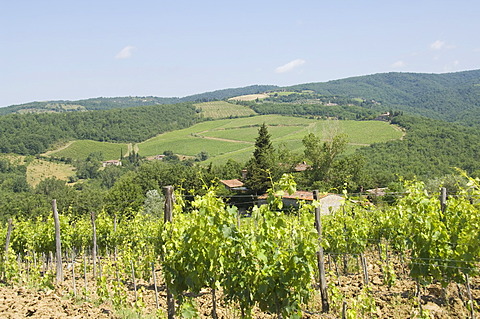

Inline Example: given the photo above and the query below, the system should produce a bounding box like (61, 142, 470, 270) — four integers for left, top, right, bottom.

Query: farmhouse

(258, 191, 344, 214)
(219, 179, 247, 192)
(294, 161, 310, 172)
(102, 160, 122, 167)
(153, 154, 166, 160)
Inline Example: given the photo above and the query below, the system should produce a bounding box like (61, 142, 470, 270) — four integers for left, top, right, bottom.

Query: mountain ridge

(2, 69, 480, 125)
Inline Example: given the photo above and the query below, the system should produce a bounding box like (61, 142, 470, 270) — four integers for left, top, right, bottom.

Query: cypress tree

(245, 123, 275, 194)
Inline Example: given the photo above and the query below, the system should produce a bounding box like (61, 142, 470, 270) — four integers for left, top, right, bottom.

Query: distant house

(102, 160, 122, 167)
(219, 179, 247, 192)
(153, 154, 166, 160)
(258, 191, 344, 214)
(294, 161, 310, 172)
(374, 112, 390, 121)
(366, 187, 388, 197)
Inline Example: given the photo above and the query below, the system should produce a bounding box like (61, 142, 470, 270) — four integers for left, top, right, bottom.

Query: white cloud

(430, 40, 455, 50)
(115, 45, 136, 59)
(391, 60, 406, 68)
(430, 40, 445, 50)
(275, 59, 306, 73)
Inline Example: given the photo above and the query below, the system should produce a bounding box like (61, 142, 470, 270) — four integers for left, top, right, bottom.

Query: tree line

(0, 103, 199, 155)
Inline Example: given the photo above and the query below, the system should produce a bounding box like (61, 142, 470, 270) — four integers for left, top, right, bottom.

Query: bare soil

(1, 254, 478, 318)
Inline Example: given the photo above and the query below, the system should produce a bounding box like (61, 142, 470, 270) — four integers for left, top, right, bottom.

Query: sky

(1, 0, 479, 107)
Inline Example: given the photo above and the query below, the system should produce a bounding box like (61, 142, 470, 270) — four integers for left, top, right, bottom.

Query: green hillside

(137, 115, 403, 164)
(44, 140, 129, 161)
(0, 103, 198, 155)
(4, 70, 479, 125)
(357, 115, 480, 184)
(286, 70, 480, 124)
(0, 85, 277, 115)
(195, 101, 257, 119)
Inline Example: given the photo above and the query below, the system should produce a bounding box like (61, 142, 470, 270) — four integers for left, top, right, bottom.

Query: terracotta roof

(220, 179, 244, 188)
(258, 191, 320, 201)
(294, 162, 310, 172)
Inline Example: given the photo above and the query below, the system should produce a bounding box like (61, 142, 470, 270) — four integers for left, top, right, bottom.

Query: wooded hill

(287, 69, 480, 125)
(0, 103, 199, 155)
(0, 69, 479, 189)
(2, 70, 480, 126)
(0, 85, 277, 115)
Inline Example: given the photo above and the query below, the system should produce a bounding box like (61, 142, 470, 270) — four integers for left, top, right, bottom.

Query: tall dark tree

(245, 123, 275, 194)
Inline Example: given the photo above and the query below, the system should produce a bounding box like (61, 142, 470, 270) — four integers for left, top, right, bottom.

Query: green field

(138, 115, 403, 164)
(43, 115, 403, 163)
(45, 140, 129, 161)
(195, 101, 257, 119)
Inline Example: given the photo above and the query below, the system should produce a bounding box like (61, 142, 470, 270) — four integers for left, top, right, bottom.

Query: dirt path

(42, 141, 75, 156)
(194, 134, 253, 144)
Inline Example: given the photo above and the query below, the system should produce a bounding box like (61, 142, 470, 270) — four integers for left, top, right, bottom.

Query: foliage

(194, 101, 256, 119)
(0, 103, 199, 155)
(287, 69, 480, 125)
(0, 85, 278, 115)
(357, 115, 480, 185)
(244, 123, 276, 194)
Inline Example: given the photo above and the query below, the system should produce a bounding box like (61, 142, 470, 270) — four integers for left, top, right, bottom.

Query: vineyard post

(71, 251, 77, 297)
(91, 212, 97, 279)
(4, 218, 13, 254)
(152, 262, 159, 309)
(2, 218, 13, 280)
(465, 274, 476, 319)
(52, 199, 63, 283)
(313, 190, 330, 313)
(440, 187, 447, 213)
(163, 185, 175, 319)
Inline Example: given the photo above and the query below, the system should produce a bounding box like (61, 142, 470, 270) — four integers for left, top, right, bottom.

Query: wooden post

(2, 218, 13, 281)
(164, 186, 174, 223)
(440, 187, 447, 213)
(83, 251, 87, 293)
(465, 274, 476, 319)
(71, 251, 77, 297)
(90, 212, 97, 279)
(152, 262, 159, 309)
(130, 260, 137, 302)
(313, 190, 329, 313)
(4, 218, 13, 254)
(163, 186, 175, 319)
(360, 253, 369, 286)
(53, 199, 63, 283)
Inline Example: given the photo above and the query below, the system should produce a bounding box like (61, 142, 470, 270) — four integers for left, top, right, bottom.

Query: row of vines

(1, 173, 479, 318)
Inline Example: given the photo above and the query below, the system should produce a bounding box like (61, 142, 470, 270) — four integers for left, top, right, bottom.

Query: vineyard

(1, 173, 479, 318)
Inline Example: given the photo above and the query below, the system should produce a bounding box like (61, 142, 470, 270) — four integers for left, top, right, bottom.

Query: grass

(138, 115, 403, 164)
(43, 115, 403, 164)
(0, 153, 26, 165)
(0, 154, 75, 187)
(228, 94, 269, 101)
(26, 159, 75, 187)
(45, 140, 129, 161)
(195, 101, 257, 119)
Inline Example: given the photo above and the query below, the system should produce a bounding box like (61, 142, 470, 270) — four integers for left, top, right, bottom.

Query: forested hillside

(3, 70, 480, 125)
(0, 85, 277, 115)
(238, 92, 380, 120)
(0, 103, 199, 155)
(357, 115, 480, 185)
(287, 69, 480, 124)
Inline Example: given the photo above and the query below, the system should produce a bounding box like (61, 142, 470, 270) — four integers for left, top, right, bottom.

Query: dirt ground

(0, 255, 478, 318)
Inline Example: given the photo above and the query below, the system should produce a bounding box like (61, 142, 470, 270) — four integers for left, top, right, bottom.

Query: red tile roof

(220, 179, 244, 188)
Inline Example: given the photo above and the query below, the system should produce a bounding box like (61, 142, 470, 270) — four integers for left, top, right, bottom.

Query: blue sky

(1, 0, 479, 107)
